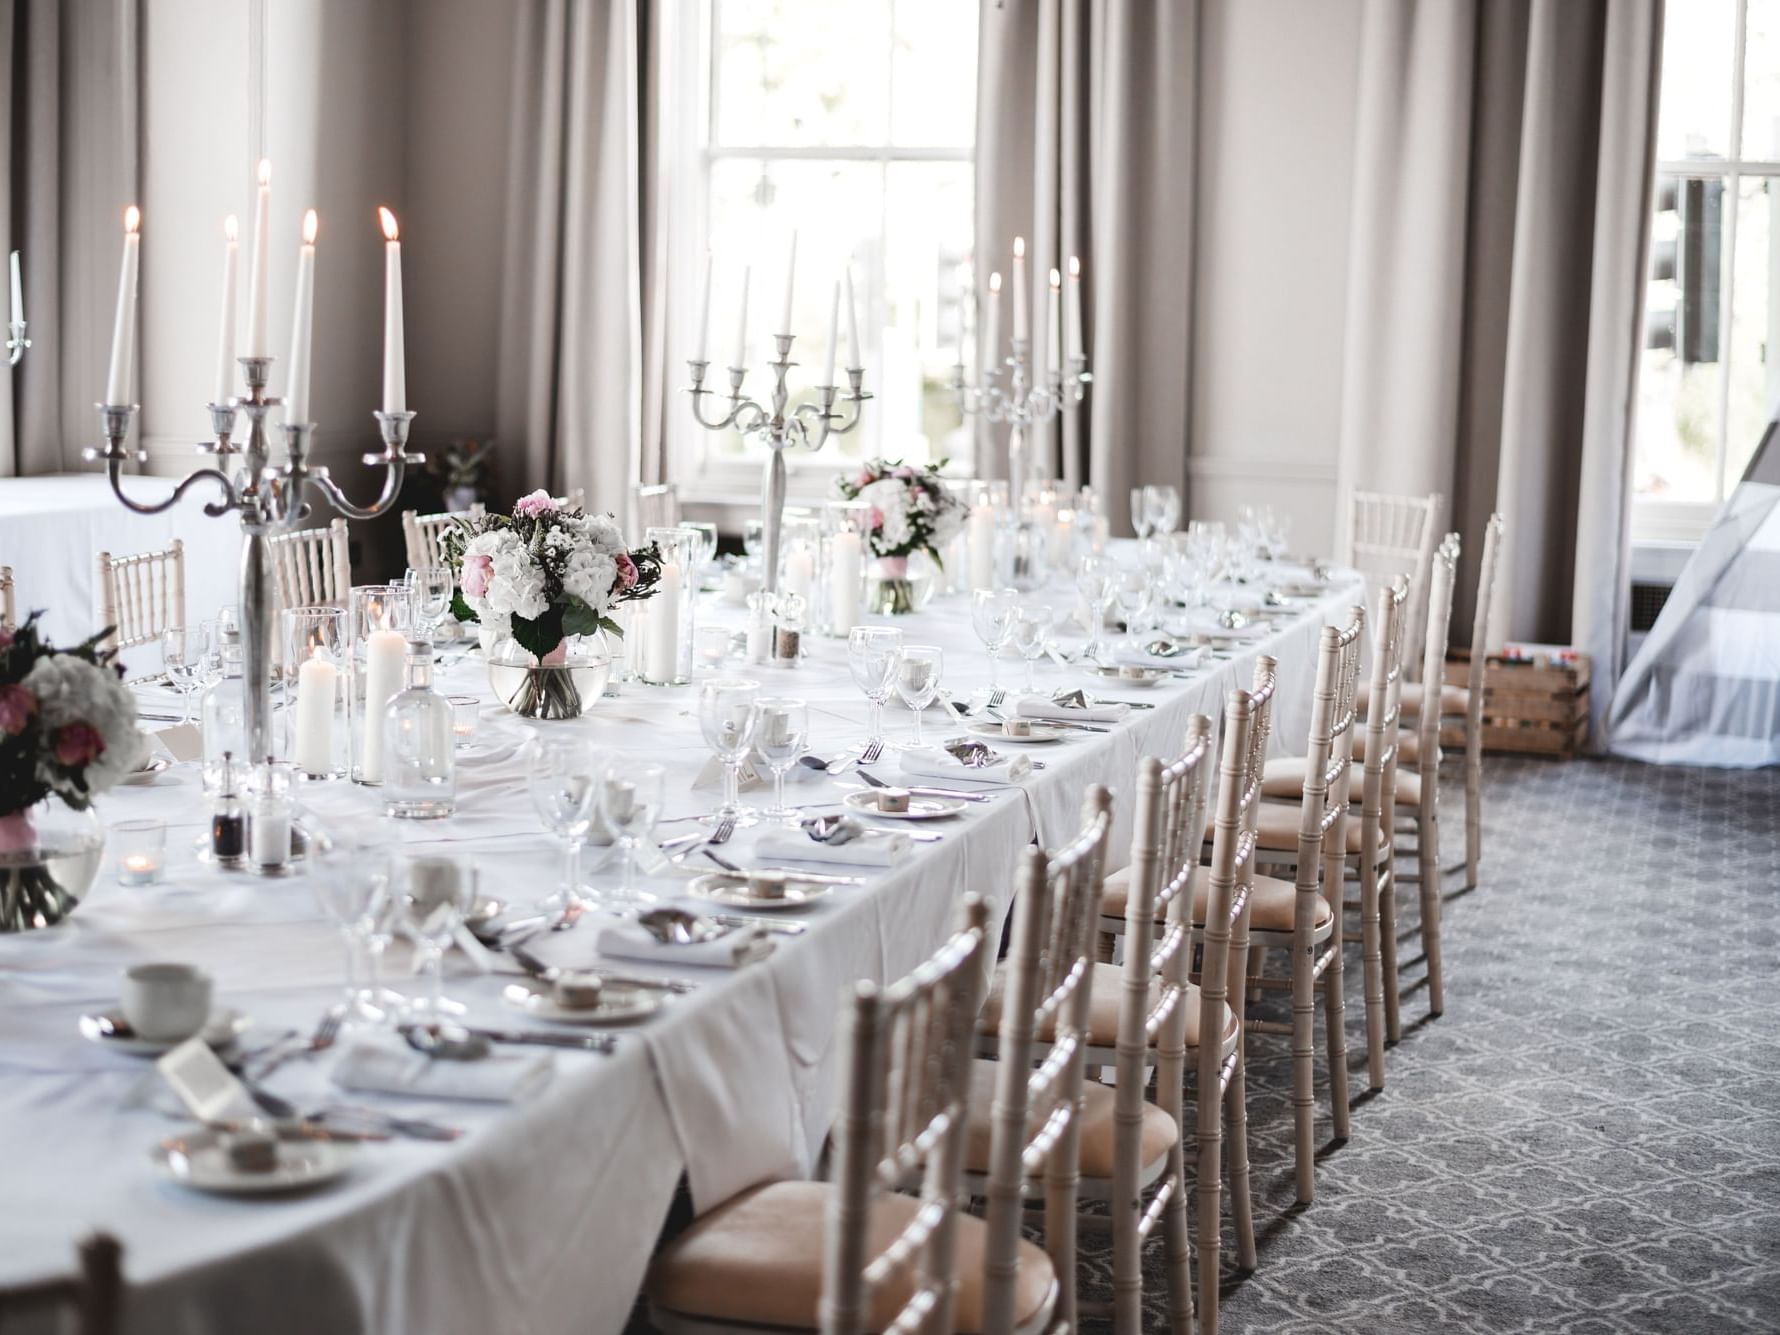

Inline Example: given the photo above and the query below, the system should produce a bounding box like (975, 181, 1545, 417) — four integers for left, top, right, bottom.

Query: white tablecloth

(0, 473, 242, 657)
(0, 561, 1363, 1335)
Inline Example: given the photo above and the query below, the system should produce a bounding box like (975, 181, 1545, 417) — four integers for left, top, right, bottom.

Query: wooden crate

(1441, 648, 1590, 757)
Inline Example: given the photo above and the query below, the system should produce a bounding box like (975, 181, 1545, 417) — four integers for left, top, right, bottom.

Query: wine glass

(598, 761, 663, 910)
(311, 820, 395, 1028)
(1012, 606, 1053, 693)
(742, 519, 766, 568)
(1130, 488, 1153, 542)
(1114, 565, 1153, 651)
(684, 522, 719, 583)
(699, 678, 761, 826)
(1075, 556, 1117, 665)
(161, 625, 206, 724)
(1144, 484, 1181, 537)
(971, 588, 1019, 697)
(396, 852, 475, 1020)
(894, 646, 943, 749)
(847, 626, 903, 751)
(525, 735, 602, 910)
(754, 696, 810, 823)
(405, 567, 454, 644)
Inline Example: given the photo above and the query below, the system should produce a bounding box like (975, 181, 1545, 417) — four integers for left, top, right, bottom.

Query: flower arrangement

(441, 489, 663, 662)
(832, 459, 966, 565)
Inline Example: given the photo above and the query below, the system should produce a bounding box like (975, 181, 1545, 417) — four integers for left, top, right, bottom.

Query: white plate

(688, 873, 836, 909)
(840, 791, 968, 821)
(1086, 664, 1169, 688)
(153, 1128, 356, 1196)
(501, 980, 666, 1025)
(963, 721, 1066, 746)
(79, 1007, 250, 1057)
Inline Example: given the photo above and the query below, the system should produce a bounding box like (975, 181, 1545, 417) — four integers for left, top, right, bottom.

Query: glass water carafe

(383, 641, 455, 819)
(199, 624, 247, 793)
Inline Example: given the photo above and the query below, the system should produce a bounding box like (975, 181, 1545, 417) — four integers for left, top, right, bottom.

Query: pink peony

(513, 489, 558, 519)
(895, 465, 916, 480)
(868, 506, 886, 531)
(856, 469, 875, 488)
(614, 552, 639, 592)
(0, 684, 34, 736)
(53, 722, 105, 769)
(460, 552, 494, 599)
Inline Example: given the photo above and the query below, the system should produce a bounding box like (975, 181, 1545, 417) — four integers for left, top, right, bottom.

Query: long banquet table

(0, 559, 1364, 1335)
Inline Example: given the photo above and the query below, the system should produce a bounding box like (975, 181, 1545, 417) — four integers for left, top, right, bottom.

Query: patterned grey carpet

(1071, 755, 1780, 1334)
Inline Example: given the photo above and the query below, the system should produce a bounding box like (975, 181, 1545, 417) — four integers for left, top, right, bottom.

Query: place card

(156, 1036, 258, 1124)
(154, 724, 204, 763)
(691, 756, 765, 791)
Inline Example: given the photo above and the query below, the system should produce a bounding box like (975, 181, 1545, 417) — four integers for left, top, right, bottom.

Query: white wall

(1190, 0, 1363, 555)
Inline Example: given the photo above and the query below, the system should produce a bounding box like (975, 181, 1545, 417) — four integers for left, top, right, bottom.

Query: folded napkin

(331, 1038, 554, 1103)
(756, 828, 910, 867)
(1013, 695, 1130, 724)
(899, 749, 1032, 785)
(1112, 646, 1200, 671)
(596, 922, 773, 969)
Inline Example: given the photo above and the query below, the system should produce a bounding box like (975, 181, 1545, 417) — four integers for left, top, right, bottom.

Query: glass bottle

(199, 622, 246, 794)
(383, 640, 456, 819)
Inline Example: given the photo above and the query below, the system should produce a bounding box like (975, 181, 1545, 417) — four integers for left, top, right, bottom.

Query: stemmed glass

(755, 696, 810, 823)
(1144, 484, 1181, 537)
(742, 519, 766, 569)
(1012, 606, 1053, 692)
(847, 627, 903, 752)
(525, 735, 603, 910)
(699, 678, 761, 826)
(894, 646, 943, 749)
(396, 852, 475, 1020)
(311, 820, 396, 1028)
(1130, 488, 1153, 542)
(161, 625, 208, 724)
(1114, 565, 1153, 652)
(1075, 556, 1117, 665)
(971, 588, 1018, 698)
(405, 567, 454, 644)
(598, 761, 663, 910)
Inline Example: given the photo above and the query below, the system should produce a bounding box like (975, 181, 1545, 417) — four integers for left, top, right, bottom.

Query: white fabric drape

(1335, 0, 1662, 745)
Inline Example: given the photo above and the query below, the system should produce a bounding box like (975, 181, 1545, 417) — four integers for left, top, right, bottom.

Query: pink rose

(0, 684, 35, 736)
(869, 506, 885, 531)
(614, 552, 639, 592)
(460, 553, 494, 599)
(513, 489, 558, 519)
(53, 722, 105, 769)
(895, 465, 916, 480)
(856, 469, 874, 488)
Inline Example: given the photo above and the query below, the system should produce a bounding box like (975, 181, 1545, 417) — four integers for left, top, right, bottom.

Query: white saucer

(688, 873, 836, 910)
(153, 1126, 355, 1196)
(79, 1007, 250, 1057)
(501, 980, 665, 1025)
(964, 720, 1066, 746)
(840, 791, 968, 821)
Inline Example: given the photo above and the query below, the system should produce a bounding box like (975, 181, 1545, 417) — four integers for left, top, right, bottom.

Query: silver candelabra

(684, 335, 870, 593)
(86, 358, 419, 766)
(953, 338, 1090, 512)
(5, 320, 26, 367)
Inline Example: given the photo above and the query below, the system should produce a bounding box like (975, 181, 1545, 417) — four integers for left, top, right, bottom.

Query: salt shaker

(248, 758, 293, 874)
(745, 591, 774, 665)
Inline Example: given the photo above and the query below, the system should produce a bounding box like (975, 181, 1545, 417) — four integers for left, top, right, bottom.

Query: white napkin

(1113, 646, 1200, 671)
(331, 1039, 554, 1103)
(1013, 696, 1130, 724)
(898, 750, 1032, 785)
(595, 922, 773, 969)
(756, 829, 910, 867)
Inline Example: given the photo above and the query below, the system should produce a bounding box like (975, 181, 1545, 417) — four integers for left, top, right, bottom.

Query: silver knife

(703, 849, 863, 886)
(712, 913, 808, 936)
(507, 942, 698, 994)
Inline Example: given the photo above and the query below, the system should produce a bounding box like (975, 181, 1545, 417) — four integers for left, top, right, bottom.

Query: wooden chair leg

(1225, 1057, 1257, 1272)
(1359, 868, 1387, 1090)
(1324, 938, 1351, 1141)
(1380, 859, 1403, 1044)
(1421, 803, 1445, 1015)
(1291, 937, 1317, 1205)
(1196, 1092, 1223, 1335)
(1465, 747, 1482, 889)
(1162, 1135, 1195, 1335)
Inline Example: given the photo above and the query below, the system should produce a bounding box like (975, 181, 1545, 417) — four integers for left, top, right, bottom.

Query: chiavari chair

(647, 896, 1058, 1335)
(1345, 488, 1441, 682)
(401, 503, 484, 570)
(0, 565, 14, 631)
(0, 1233, 123, 1335)
(635, 483, 680, 534)
(268, 518, 351, 609)
(93, 540, 186, 663)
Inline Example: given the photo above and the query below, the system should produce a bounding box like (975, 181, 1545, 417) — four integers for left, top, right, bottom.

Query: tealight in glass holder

(114, 820, 166, 886)
(282, 606, 350, 781)
(638, 526, 700, 685)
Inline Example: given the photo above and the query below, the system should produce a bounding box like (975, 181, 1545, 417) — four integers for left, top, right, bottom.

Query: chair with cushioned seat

(646, 895, 1055, 1335)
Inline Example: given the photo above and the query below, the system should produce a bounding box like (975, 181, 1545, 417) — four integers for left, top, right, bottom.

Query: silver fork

(253, 1008, 343, 1082)
(858, 739, 884, 767)
(987, 688, 1006, 711)
(709, 815, 736, 845)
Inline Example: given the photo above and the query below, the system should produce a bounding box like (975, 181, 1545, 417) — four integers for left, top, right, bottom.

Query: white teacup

(121, 963, 213, 1042)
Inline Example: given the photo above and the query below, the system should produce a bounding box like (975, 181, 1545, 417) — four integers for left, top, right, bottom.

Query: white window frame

(1634, 0, 1780, 543)
(664, 0, 978, 507)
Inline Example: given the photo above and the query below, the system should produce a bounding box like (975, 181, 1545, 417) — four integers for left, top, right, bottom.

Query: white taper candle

(246, 159, 271, 358)
(284, 210, 317, 424)
(212, 217, 239, 404)
(104, 207, 140, 406)
(379, 207, 405, 414)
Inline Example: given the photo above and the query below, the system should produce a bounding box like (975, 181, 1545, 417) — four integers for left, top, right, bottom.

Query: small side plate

(840, 791, 968, 821)
(964, 720, 1066, 746)
(501, 980, 666, 1025)
(153, 1126, 356, 1197)
(687, 873, 836, 910)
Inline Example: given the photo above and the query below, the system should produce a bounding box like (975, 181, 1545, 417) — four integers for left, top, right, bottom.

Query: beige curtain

(976, 0, 1197, 533)
(2, 0, 140, 477)
(1336, 0, 1662, 743)
(497, 0, 672, 521)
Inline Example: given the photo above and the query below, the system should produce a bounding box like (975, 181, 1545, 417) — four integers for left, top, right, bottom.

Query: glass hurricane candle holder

(114, 819, 166, 886)
(820, 501, 873, 638)
(351, 586, 411, 784)
(639, 526, 700, 685)
(283, 606, 350, 781)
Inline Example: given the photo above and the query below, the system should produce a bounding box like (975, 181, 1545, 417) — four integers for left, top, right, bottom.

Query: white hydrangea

(22, 652, 146, 801)
(466, 529, 549, 622)
(858, 478, 914, 551)
(562, 549, 618, 614)
(582, 512, 624, 554)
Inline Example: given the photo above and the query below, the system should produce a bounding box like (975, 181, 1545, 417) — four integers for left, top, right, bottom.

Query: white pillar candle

(1011, 236, 1027, 341)
(246, 159, 271, 358)
(379, 207, 405, 414)
(844, 264, 860, 369)
(984, 272, 1001, 372)
(1067, 255, 1084, 362)
(1047, 267, 1062, 373)
(284, 210, 317, 424)
(828, 530, 863, 634)
(968, 503, 996, 591)
(8, 249, 21, 326)
(104, 207, 140, 406)
(292, 650, 337, 775)
(1049, 507, 1074, 564)
(732, 265, 751, 368)
(360, 630, 407, 783)
(695, 251, 713, 363)
(212, 217, 239, 405)
(778, 230, 797, 333)
(821, 279, 840, 386)
(784, 547, 815, 600)
(645, 562, 683, 681)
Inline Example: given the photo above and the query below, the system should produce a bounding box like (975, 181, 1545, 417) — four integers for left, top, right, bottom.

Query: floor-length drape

(976, 0, 1196, 533)
(2, 0, 139, 478)
(497, 0, 670, 521)
(1336, 0, 1662, 744)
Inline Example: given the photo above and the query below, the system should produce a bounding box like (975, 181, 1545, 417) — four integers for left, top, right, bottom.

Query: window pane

(890, 0, 979, 147)
(714, 0, 888, 146)
(1725, 178, 1777, 482)
(1656, 0, 1735, 162)
(1744, 0, 1780, 160)
(883, 162, 974, 465)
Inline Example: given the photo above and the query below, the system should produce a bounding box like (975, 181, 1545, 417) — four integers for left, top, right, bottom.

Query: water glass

(598, 761, 663, 910)
(524, 736, 603, 909)
(1144, 484, 1181, 537)
(894, 645, 943, 748)
(755, 696, 810, 823)
(1130, 488, 1153, 542)
(1012, 606, 1054, 692)
(971, 588, 1019, 694)
(162, 625, 206, 724)
(396, 852, 475, 1020)
(847, 626, 903, 749)
(699, 678, 761, 826)
(311, 820, 396, 1027)
(1114, 566, 1153, 648)
(405, 567, 454, 643)
(1075, 556, 1117, 664)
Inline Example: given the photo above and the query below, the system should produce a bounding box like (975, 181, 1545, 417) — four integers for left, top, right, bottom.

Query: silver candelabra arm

(792, 368, 872, 453)
(296, 411, 421, 522)
(84, 403, 243, 518)
(6, 322, 28, 367)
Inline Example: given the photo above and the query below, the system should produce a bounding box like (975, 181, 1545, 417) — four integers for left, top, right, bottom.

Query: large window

(675, 0, 979, 489)
(1634, 0, 1780, 538)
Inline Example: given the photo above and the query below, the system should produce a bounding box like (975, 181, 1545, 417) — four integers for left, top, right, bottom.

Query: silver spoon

(401, 1021, 493, 1062)
(638, 906, 733, 945)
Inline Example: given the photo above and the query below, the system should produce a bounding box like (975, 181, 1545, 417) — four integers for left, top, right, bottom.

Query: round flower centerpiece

(832, 459, 966, 616)
(443, 489, 661, 719)
(0, 617, 146, 931)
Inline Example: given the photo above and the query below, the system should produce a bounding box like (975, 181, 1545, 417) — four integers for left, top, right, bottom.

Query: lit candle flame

(989, 271, 1002, 293)
(224, 214, 239, 242)
(1013, 236, 1025, 258)
(124, 205, 140, 234)
(1068, 255, 1080, 278)
(379, 207, 399, 242)
(1049, 267, 1061, 289)
(302, 209, 318, 245)
(257, 158, 272, 186)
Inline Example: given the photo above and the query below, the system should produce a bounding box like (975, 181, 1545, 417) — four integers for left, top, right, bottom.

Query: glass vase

(865, 552, 938, 616)
(0, 800, 105, 933)
(486, 635, 612, 719)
